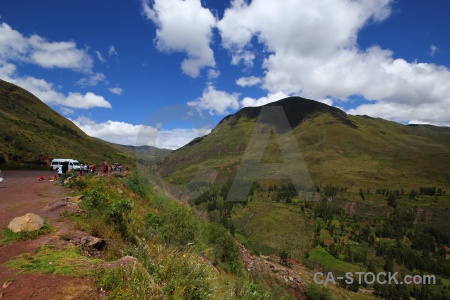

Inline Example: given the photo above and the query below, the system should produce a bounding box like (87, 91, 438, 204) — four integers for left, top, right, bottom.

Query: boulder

(8, 213, 44, 233)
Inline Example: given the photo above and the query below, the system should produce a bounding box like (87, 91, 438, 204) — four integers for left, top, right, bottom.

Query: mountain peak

(219, 96, 356, 129)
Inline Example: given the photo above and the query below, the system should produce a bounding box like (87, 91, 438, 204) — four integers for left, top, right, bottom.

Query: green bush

(83, 188, 108, 211)
(206, 223, 241, 274)
(123, 171, 151, 199)
(305, 284, 332, 300)
(95, 266, 159, 299)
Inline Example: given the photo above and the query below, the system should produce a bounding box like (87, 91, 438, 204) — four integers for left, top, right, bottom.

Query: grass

(0, 222, 53, 246)
(0, 79, 136, 167)
(308, 245, 362, 274)
(232, 199, 313, 261)
(5, 245, 103, 277)
(59, 171, 295, 299)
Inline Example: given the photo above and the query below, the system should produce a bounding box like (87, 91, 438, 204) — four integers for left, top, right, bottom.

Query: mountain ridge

(0, 79, 135, 167)
(159, 96, 450, 191)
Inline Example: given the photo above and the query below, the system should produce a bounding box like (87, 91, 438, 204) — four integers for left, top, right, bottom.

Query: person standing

(59, 162, 68, 184)
(57, 164, 63, 179)
(102, 163, 108, 175)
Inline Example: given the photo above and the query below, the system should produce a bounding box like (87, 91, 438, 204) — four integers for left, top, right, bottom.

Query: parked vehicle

(50, 158, 81, 171)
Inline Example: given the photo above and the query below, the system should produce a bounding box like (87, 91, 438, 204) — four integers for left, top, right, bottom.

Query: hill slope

(159, 96, 450, 191)
(0, 79, 134, 167)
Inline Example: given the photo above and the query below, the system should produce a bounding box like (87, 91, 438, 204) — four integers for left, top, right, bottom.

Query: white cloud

(187, 84, 240, 115)
(207, 69, 220, 80)
(241, 92, 288, 107)
(0, 23, 93, 72)
(430, 44, 439, 57)
(236, 76, 262, 87)
(74, 117, 148, 146)
(142, 0, 216, 77)
(60, 107, 75, 116)
(5, 75, 112, 109)
(108, 45, 118, 57)
(75, 73, 107, 87)
(214, 0, 450, 125)
(231, 50, 255, 68)
(73, 116, 210, 149)
(156, 127, 212, 150)
(64, 92, 112, 109)
(0, 23, 111, 110)
(95, 50, 105, 62)
(109, 87, 123, 95)
(347, 99, 450, 126)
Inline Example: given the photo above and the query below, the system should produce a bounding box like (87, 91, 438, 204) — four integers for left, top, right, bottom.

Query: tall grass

(46, 171, 295, 299)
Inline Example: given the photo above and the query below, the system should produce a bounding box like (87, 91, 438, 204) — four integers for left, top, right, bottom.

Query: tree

(409, 189, 418, 200)
(359, 188, 365, 200)
(279, 248, 290, 267)
(387, 193, 397, 208)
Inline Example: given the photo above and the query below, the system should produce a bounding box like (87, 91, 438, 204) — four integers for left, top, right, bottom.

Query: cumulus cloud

(0, 22, 113, 110)
(213, 0, 450, 125)
(0, 23, 93, 72)
(207, 69, 220, 80)
(64, 92, 112, 109)
(347, 99, 450, 126)
(5, 75, 112, 109)
(241, 92, 289, 107)
(73, 117, 147, 146)
(73, 116, 210, 149)
(142, 0, 216, 77)
(187, 84, 240, 115)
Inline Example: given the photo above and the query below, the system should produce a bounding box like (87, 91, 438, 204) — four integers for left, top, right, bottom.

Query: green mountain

(157, 97, 450, 297)
(159, 96, 450, 192)
(0, 79, 135, 167)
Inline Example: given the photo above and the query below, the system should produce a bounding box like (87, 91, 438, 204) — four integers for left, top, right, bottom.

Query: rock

(7, 213, 44, 233)
(66, 195, 83, 203)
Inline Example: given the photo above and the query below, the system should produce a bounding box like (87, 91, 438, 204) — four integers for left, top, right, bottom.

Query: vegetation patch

(5, 245, 103, 277)
(0, 222, 53, 246)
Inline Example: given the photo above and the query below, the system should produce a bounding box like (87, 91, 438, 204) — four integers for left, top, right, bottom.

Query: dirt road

(0, 170, 97, 300)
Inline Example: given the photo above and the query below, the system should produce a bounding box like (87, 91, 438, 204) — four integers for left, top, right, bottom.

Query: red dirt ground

(0, 170, 99, 300)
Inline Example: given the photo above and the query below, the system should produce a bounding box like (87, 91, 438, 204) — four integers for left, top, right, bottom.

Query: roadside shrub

(234, 279, 272, 300)
(106, 199, 133, 226)
(150, 248, 213, 300)
(123, 171, 151, 199)
(206, 223, 241, 274)
(305, 284, 332, 300)
(83, 188, 108, 211)
(95, 266, 159, 299)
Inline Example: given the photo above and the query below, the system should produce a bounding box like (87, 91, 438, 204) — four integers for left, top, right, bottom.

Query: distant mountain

(159, 96, 450, 191)
(113, 144, 172, 157)
(0, 79, 134, 167)
(107, 143, 172, 169)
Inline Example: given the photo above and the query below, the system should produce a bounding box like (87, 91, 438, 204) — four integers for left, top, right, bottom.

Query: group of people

(102, 162, 123, 175)
(56, 162, 96, 179)
(55, 161, 124, 181)
(78, 163, 96, 176)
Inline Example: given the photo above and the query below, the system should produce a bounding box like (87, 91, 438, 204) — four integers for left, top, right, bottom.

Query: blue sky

(0, 0, 449, 149)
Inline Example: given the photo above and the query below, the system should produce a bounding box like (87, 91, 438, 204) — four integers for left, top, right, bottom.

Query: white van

(50, 159, 81, 171)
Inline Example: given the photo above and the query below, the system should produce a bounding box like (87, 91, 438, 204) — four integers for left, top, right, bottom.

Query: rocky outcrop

(7, 213, 44, 233)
